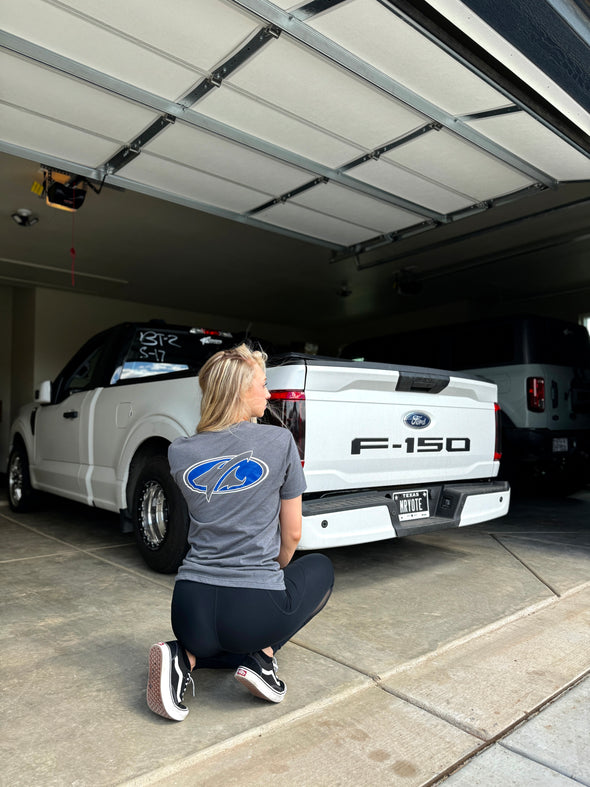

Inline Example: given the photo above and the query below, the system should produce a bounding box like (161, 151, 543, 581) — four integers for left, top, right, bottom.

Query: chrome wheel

(7, 444, 36, 512)
(138, 480, 168, 549)
(129, 452, 189, 573)
(8, 452, 24, 507)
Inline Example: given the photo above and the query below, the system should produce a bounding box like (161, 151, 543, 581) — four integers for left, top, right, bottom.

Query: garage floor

(2, 484, 589, 786)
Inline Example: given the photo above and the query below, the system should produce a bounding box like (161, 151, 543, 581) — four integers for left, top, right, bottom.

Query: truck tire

(128, 453, 189, 573)
(7, 443, 37, 512)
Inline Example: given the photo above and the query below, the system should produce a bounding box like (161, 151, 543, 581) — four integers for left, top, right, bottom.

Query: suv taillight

(527, 377, 545, 412)
(265, 391, 306, 464)
(494, 402, 502, 461)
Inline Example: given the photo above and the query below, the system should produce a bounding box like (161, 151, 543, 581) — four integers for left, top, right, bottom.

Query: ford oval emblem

(404, 412, 431, 429)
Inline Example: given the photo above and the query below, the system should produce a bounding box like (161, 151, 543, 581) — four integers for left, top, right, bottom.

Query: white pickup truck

(7, 321, 509, 572)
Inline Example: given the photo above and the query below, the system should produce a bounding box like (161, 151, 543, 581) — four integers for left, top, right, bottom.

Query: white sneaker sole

(234, 665, 286, 703)
(147, 643, 188, 721)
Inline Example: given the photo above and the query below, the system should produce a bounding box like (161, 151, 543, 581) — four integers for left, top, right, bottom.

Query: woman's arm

(277, 495, 303, 568)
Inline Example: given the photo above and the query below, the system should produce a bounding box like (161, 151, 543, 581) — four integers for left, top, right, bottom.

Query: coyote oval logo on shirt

(183, 451, 269, 501)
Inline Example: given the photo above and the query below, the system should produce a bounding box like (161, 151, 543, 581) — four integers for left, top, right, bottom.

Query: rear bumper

(299, 480, 510, 549)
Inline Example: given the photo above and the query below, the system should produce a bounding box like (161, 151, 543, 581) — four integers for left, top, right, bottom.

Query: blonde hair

(197, 343, 267, 433)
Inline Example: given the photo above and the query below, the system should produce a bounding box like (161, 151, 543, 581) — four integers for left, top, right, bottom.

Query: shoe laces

(181, 671, 196, 701)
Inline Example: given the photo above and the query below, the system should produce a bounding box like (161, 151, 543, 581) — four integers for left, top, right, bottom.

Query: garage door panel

(0, 104, 121, 167)
(0, 52, 158, 142)
(1, 0, 202, 99)
(256, 200, 378, 246)
(308, 0, 507, 116)
(196, 87, 362, 168)
(292, 182, 423, 233)
(352, 158, 475, 213)
(468, 114, 590, 181)
(227, 36, 428, 150)
(59, 0, 262, 73)
(121, 152, 272, 212)
(384, 129, 535, 201)
(144, 122, 312, 196)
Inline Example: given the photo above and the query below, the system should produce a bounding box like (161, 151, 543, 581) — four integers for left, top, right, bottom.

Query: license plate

(552, 437, 568, 453)
(393, 489, 429, 521)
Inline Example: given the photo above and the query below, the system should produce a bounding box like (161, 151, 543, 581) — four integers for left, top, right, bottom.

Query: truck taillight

(527, 377, 545, 412)
(494, 402, 502, 461)
(266, 390, 306, 464)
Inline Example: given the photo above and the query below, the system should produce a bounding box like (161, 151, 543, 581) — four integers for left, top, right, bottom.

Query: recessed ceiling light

(11, 208, 39, 227)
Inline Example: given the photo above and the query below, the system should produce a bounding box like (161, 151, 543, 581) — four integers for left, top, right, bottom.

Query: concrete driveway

(2, 485, 589, 786)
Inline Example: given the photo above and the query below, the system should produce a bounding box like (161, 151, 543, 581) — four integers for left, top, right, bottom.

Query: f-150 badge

(351, 437, 470, 454)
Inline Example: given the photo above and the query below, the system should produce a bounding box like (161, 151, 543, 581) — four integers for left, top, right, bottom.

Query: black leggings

(171, 553, 334, 669)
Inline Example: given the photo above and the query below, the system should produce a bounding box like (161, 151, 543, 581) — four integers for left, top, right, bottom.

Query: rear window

(111, 327, 235, 383)
(525, 320, 590, 366)
(451, 321, 516, 368)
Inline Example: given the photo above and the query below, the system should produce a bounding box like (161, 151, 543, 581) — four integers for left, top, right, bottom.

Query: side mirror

(35, 380, 52, 405)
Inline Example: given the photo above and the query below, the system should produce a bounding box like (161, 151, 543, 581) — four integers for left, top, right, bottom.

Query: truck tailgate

(269, 360, 499, 494)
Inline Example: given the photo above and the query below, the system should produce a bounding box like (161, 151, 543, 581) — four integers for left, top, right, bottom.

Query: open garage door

(1, 0, 589, 266)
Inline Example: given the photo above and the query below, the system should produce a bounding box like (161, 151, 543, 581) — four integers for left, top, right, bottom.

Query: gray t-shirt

(169, 421, 306, 590)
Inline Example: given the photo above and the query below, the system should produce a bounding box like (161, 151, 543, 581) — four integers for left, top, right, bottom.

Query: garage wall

(498, 290, 590, 324)
(5, 284, 304, 458)
(1, 286, 14, 470)
(322, 299, 479, 354)
(30, 288, 303, 387)
(324, 291, 590, 354)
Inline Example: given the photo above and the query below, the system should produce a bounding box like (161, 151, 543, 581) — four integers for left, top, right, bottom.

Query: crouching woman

(147, 344, 334, 720)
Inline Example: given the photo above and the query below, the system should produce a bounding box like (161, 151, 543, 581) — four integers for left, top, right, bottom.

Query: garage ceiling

(1, 0, 589, 332)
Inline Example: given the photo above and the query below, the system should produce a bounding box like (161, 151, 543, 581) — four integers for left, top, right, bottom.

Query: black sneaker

(234, 651, 286, 703)
(147, 640, 194, 721)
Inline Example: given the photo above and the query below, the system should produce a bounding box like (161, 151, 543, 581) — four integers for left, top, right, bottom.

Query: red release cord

(70, 185, 76, 286)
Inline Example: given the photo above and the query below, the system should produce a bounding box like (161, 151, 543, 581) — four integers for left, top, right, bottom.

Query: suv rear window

(524, 320, 590, 366)
(111, 327, 235, 383)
